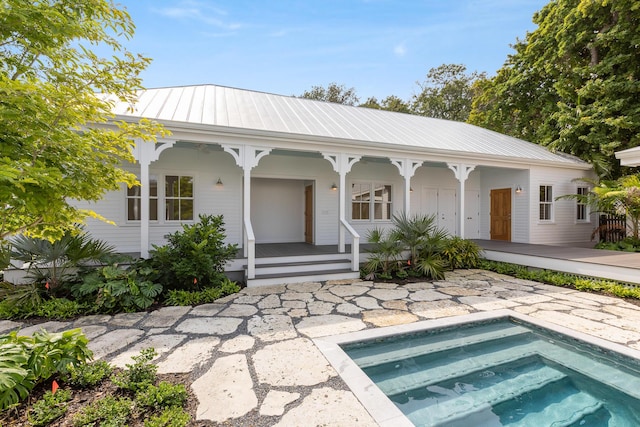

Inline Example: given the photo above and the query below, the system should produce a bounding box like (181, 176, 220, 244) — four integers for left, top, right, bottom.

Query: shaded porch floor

(237, 242, 373, 258)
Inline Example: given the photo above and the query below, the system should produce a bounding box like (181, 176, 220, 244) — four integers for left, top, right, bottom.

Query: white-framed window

(539, 185, 553, 221)
(126, 175, 158, 221)
(165, 175, 194, 221)
(351, 182, 392, 221)
(576, 186, 589, 222)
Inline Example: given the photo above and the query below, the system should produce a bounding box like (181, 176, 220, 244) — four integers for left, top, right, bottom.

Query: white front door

(421, 188, 457, 235)
(465, 190, 480, 238)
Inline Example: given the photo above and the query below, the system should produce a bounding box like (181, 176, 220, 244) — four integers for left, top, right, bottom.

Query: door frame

(304, 184, 313, 244)
(490, 188, 512, 241)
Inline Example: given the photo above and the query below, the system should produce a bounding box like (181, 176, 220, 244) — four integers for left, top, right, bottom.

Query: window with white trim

(165, 175, 194, 221)
(351, 182, 392, 221)
(127, 175, 158, 221)
(539, 185, 553, 221)
(576, 186, 589, 221)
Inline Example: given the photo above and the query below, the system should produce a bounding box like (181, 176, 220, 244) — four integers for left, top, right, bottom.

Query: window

(576, 186, 589, 221)
(127, 176, 158, 221)
(352, 182, 392, 221)
(539, 185, 553, 221)
(165, 175, 194, 221)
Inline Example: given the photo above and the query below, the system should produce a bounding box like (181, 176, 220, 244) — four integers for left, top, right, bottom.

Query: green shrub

(27, 389, 72, 426)
(74, 265, 162, 313)
(72, 395, 132, 427)
(135, 381, 188, 409)
(111, 348, 158, 393)
(480, 260, 640, 300)
(35, 298, 85, 319)
(144, 406, 191, 427)
(0, 282, 45, 319)
(164, 278, 240, 306)
(148, 214, 238, 291)
(65, 359, 113, 388)
(442, 237, 482, 269)
(595, 237, 640, 252)
(0, 328, 91, 410)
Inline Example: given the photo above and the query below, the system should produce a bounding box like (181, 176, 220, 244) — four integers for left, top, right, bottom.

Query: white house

(78, 84, 595, 286)
(616, 146, 640, 167)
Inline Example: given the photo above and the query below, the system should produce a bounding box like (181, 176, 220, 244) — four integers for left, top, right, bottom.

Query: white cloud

(153, 1, 241, 30)
(394, 43, 407, 57)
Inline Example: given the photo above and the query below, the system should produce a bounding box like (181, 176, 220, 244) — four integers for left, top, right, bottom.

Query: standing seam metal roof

(105, 84, 587, 166)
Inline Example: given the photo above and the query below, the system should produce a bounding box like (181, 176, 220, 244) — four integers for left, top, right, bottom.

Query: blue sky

(117, 0, 547, 101)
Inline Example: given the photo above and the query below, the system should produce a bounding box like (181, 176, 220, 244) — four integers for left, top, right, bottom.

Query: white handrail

(244, 217, 256, 279)
(340, 218, 360, 271)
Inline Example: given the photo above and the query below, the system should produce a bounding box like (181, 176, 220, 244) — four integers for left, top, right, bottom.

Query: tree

(469, 0, 640, 178)
(360, 95, 411, 114)
(0, 0, 167, 242)
(299, 82, 360, 105)
(412, 64, 486, 121)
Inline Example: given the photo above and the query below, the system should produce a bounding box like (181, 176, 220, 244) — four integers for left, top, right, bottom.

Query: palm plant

(391, 212, 439, 266)
(363, 228, 404, 279)
(9, 228, 118, 292)
(560, 174, 640, 240)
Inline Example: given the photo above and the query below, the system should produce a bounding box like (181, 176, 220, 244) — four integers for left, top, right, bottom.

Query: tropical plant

(363, 227, 404, 280)
(74, 265, 162, 313)
(148, 214, 238, 291)
(559, 174, 640, 240)
(441, 237, 483, 269)
(0, 329, 91, 410)
(143, 406, 191, 427)
(9, 229, 119, 293)
(0, 282, 45, 319)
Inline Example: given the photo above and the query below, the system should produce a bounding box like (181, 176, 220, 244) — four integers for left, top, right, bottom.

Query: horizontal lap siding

(480, 168, 530, 243)
(529, 167, 594, 245)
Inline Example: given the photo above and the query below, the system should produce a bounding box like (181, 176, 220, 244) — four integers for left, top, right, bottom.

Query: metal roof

(105, 84, 588, 167)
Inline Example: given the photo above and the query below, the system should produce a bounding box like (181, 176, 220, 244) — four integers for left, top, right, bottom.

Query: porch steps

(245, 254, 360, 287)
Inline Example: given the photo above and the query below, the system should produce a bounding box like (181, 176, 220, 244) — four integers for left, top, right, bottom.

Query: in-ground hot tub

(315, 310, 640, 427)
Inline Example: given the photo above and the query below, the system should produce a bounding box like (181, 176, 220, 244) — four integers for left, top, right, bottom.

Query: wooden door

(490, 188, 511, 241)
(304, 185, 313, 244)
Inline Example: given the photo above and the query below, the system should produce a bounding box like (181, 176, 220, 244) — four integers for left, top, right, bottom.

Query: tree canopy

(469, 0, 640, 178)
(412, 64, 486, 122)
(0, 0, 167, 242)
(299, 82, 360, 105)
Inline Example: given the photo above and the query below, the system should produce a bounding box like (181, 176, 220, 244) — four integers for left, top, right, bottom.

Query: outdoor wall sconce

(515, 185, 522, 194)
(331, 183, 338, 191)
(216, 177, 224, 187)
(410, 187, 414, 193)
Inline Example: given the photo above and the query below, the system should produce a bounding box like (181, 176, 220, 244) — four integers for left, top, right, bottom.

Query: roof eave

(112, 114, 593, 171)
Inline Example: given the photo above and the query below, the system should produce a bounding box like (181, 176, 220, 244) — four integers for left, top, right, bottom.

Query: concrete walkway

(3, 269, 640, 426)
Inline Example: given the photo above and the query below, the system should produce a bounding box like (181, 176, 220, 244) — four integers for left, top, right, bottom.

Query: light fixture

(410, 187, 414, 193)
(216, 177, 223, 187)
(331, 183, 337, 191)
(515, 185, 522, 194)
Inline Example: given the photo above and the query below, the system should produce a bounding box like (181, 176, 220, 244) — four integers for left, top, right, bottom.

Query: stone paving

(3, 269, 640, 426)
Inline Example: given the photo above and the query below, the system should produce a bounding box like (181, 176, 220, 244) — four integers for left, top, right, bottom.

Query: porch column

(133, 138, 176, 258)
(390, 158, 423, 214)
(447, 163, 476, 238)
(322, 153, 361, 252)
(222, 144, 272, 279)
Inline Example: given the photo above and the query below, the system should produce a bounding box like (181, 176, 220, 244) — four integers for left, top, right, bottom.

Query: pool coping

(313, 309, 640, 427)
